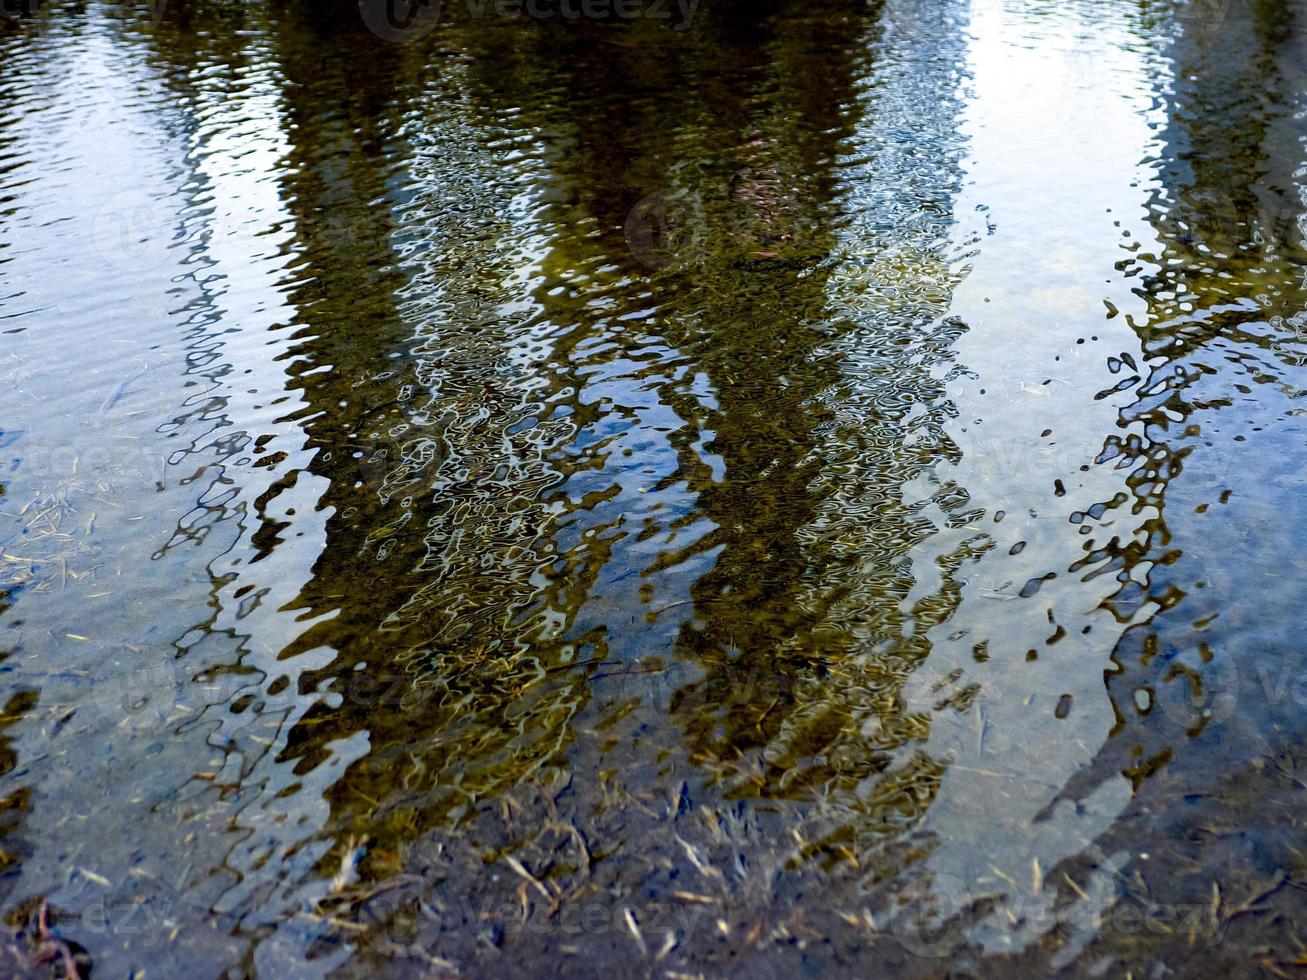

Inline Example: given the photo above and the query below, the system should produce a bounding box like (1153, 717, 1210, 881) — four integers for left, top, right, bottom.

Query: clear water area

(2, 0, 1307, 975)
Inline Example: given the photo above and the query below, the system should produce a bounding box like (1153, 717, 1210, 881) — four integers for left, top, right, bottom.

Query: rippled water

(3, 0, 1307, 975)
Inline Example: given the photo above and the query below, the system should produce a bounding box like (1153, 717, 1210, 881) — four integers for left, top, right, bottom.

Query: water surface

(3, 0, 1307, 976)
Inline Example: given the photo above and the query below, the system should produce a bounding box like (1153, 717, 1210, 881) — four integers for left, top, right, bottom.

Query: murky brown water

(3, 0, 1307, 975)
